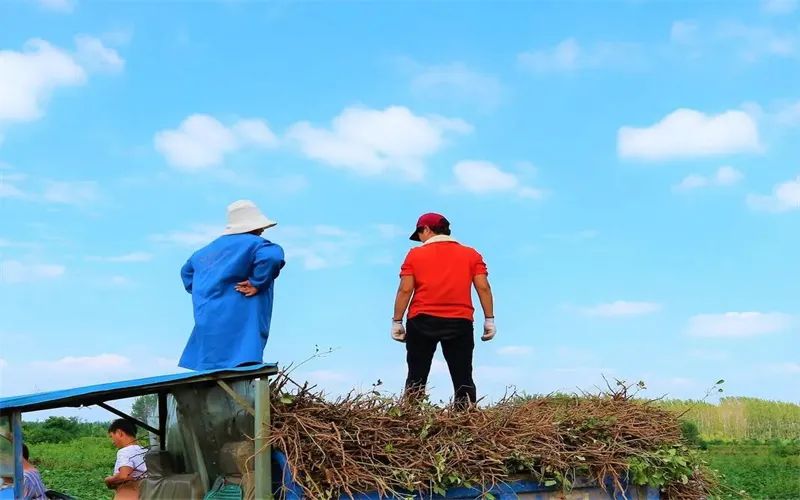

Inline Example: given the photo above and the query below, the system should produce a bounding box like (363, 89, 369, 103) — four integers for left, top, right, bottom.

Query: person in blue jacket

(179, 200, 285, 370)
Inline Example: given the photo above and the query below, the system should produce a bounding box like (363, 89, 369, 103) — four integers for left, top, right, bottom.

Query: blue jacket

(179, 234, 285, 370)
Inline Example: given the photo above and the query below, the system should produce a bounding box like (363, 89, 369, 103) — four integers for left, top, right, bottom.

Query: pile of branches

(266, 375, 717, 499)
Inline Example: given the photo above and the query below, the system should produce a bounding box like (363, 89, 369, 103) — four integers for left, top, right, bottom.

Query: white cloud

(687, 349, 729, 361)
(671, 20, 699, 45)
(0, 179, 25, 198)
(674, 174, 709, 191)
(150, 224, 221, 247)
(761, 0, 798, 15)
(474, 365, 519, 382)
(775, 100, 800, 126)
(74, 35, 124, 73)
(715, 165, 744, 185)
(404, 59, 503, 110)
(452, 160, 544, 199)
(687, 312, 794, 338)
(89, 252, 153, 263)
(305, 369, 352, 384)
(287, 106, 471, 181)
(41, 180, 100, 205)
(674, 166, 743, 192)
(33, 0, 75, 13)
(618, 108, 761, 161)
(30, 353, 134, 374)
(0, 39, 86, 123)
(766, 362, 800, 374)
(1, 260, 65, 284)
(154, 114, 278, 170)
(717, 22, 796, 61)
(518, 38, 643, 72)
(0, 36, 124, 142)
(747, 175, 800, 212)
(231, 119, 279, 147)
(375, 224, 406, 239)
(275, 225, 360, 271)
(109, 275, 131, 287)
(579, 301, 662, 318)
(544, 229, 599, 242)
(497, 346, 533, 356)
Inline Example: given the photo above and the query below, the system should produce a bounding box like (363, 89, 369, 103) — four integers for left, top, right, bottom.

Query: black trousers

(404, 314, 476, 406)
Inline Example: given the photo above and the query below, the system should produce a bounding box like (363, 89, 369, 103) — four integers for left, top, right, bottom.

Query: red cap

(410, 212, 449, 241)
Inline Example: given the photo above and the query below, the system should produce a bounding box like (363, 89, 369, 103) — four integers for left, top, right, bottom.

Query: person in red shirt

(392, 213, 496, 406)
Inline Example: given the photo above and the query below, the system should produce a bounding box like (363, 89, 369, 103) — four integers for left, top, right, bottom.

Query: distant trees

(23, 417, 107, 444)
(131, 394, 158, 423)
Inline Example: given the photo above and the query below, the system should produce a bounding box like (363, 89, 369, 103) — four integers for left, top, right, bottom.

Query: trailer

(0, 365, 660, 499)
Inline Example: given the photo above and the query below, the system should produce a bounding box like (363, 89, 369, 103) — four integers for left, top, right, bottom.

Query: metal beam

(216, 380, 255, 416)
(254, 377, 272, 499)
(97, 402, 160, 436)
(158, 392, 168, 450)
(12, 412, 23, 500)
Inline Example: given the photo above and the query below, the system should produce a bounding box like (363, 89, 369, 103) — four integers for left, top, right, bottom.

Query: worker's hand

(235, 280, 258, 297)
(481, 318, 496, 342)
(391, 320, 406, 342)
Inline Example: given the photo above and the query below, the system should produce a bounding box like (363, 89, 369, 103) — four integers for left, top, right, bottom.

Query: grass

(705, 442, 800, 499)
(30, 436, 116, 500)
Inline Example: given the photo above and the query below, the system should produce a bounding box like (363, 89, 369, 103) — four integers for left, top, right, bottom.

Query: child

(105, 419, 147, 500)
(22, 444, 47, 500)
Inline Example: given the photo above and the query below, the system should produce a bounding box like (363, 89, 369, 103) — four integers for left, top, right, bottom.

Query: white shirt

(114, 444, 148, 479)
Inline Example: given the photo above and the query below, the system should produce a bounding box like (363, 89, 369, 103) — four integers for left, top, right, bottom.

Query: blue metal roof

(0, 362, 278, 415)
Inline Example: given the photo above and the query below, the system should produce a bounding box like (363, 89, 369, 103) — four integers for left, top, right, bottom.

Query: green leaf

(716, 379, 725, 385)
(681, 474, 689, 485)
(279, 395, 294, 404)
(544, 480, 557, 487)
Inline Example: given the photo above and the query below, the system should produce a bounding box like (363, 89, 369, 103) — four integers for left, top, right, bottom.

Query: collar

(423, 235, 459, 245)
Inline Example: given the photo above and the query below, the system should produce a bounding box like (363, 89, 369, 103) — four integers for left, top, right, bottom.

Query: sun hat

(223, 200, 277, 235)
(409, 212, 449, 241)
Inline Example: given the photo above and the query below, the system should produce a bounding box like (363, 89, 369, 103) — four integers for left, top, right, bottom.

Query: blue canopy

(0, 363, 278, 415)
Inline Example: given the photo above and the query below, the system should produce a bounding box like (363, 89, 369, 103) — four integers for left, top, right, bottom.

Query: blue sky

(1, 0, 798, 419)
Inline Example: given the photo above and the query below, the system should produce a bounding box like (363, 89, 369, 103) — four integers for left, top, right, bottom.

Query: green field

(31, 437, 114, 500)
(706, 442, 800, 499)
(12, 398, 800, 499)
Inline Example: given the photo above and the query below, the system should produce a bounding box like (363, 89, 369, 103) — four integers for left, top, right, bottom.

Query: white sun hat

(223, 200, 277, 235)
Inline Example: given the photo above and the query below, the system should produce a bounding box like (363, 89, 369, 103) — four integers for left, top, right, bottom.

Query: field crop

(30, 436, 115, 500)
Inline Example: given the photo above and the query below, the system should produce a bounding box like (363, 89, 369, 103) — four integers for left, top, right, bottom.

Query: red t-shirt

(400, 241, 488, 320)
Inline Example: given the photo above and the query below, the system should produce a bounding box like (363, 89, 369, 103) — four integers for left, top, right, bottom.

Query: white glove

(391, 320, 406, 342)
(481, 318, 496, 342)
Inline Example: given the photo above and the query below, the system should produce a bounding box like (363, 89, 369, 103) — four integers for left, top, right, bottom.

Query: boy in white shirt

(105, 419, 147, 499)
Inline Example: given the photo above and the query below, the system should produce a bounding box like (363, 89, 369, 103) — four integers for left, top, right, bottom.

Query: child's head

(107, 419, 137, 448)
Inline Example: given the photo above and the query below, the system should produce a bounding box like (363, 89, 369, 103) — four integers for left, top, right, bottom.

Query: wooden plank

(216, 380, 255, 416)
(254, 377, 272, 499)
